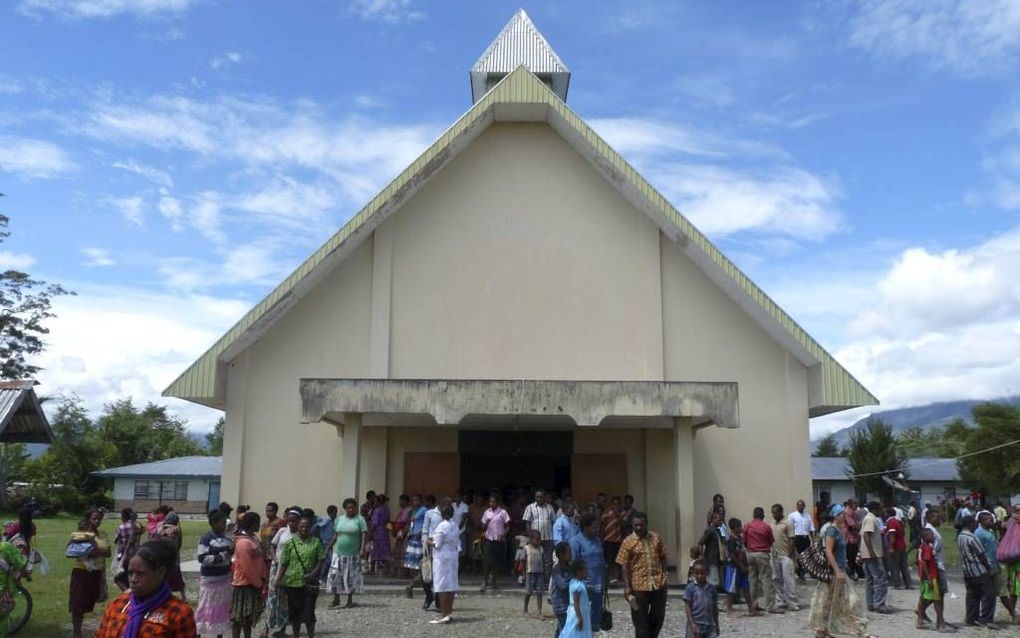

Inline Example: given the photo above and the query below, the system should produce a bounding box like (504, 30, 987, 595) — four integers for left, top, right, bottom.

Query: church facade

(165, 11, 875, 564)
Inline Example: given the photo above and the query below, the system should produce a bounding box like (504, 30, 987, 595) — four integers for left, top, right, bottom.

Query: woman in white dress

(429, 505, 460, 624)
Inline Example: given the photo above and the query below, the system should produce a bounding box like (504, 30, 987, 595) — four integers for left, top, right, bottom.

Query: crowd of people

(0, 485, 1009, 638)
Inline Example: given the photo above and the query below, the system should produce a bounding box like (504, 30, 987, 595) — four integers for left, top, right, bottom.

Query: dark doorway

(459, 430, 572, 495)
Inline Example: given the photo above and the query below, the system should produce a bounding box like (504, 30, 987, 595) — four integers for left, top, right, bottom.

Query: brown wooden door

(404, 453, 460, 499)
(571, 454, 628, 507)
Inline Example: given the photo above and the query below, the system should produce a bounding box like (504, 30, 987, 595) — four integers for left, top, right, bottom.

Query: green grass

(13, 514, 207, 638)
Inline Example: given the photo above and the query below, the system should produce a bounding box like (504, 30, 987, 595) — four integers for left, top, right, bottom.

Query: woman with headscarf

(157, 511, 186, 601)
(369, 493, 392, 574)
(70, 508, 111, 638)
(195, 510, 233, 638)
(94, 538, 197, 637)
(326, 498, 368, 609)
(809, 504, 874, 638)
(429, 505, 460, 625)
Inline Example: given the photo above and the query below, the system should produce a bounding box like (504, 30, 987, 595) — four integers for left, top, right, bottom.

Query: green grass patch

(11, 513, 207, 637)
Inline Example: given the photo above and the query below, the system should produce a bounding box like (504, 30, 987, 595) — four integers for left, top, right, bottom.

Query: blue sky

(2, 0, 1020, 436)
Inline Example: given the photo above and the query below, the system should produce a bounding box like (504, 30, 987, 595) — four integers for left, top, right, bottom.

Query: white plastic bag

(33, 549, 49, 576)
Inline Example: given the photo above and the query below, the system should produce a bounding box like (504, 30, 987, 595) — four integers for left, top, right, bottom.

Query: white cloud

(190, 192, 225, 242)
(19, 0, 198, 19)
(590, 118, 841, 240)
(0, 251, 36, 269)
(82, 247, 116, 267)
(158, 194, 184, 230)
(210, 51, 243, 70)
(32, 284, 247, 431)
(349, 0, 424, 23)
(112, 159, 173, 187)
(847, 0, 1020, 75)
(233, 176, 337, 223)
(807, 227, 1020, 436)
(0, 136, 76, 178)
(673, 75, 735, 108)
(102, 195, 145, 226)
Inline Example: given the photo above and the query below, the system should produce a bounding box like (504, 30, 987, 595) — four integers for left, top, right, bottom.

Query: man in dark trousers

(617, 512, 669, 638)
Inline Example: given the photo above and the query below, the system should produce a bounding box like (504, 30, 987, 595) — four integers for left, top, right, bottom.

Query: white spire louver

(470, 9, 570, 103)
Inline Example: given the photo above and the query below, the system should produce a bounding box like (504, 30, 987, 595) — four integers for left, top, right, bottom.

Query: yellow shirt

(72, 530, 110, 572)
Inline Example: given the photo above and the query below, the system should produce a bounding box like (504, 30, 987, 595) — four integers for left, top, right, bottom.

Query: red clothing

(742, 519, 774, 553)
(95, 591, 196, 638)
(917, 541, 938, 582)
(886, 517, 906, 551)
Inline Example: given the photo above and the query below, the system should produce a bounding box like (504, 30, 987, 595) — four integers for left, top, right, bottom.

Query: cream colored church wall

(222, 241, 375, 509)
(384, 427, 459, 497)
(387, 123, 665, 381)
(659, 233, 812, 532)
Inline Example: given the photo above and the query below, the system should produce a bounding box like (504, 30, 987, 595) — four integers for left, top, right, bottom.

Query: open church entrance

(459, 430, 572, 497)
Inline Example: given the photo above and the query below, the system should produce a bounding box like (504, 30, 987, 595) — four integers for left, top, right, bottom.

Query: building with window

(163, 10, 875, 564)
(93, 456, 222, 515)
(811, 456, 967, 508)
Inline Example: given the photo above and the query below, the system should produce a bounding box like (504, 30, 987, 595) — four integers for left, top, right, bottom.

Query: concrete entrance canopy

(300, 378, 739, 429)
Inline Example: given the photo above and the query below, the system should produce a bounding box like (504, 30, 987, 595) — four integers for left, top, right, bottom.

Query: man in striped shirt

(957, 515, 995, 629)
(523, 490, 557, 585)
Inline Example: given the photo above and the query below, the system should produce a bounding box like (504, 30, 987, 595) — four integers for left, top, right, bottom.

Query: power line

(847, 437, 1020, 479)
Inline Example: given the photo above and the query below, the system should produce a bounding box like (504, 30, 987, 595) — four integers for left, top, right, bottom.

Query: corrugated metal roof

(163, 66, 877, 414)
(92, 456, 222, 479)
(471, 9, 569, 103)
(0, 381, 54, 444)
(812, 457, 959, 483)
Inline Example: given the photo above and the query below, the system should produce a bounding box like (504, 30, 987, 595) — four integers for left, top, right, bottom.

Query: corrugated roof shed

(93, 456, 221, 479)
(0, 380, 53, 444)
(812, 456, 960, 483)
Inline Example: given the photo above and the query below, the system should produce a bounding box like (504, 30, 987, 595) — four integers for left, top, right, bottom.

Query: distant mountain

(816, 396, 1020, 450)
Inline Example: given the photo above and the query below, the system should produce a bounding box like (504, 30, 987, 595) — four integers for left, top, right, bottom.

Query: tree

(951, 403, 1020, 497)
(814, 432, 844, 457)
(896, 425, 964, 458)
(844, 417, 908, 502)
(206, 417, 224, 455)
(26, 396, 110, 512)
(0, 211, 73, 380)
(95, 399, 204, 468)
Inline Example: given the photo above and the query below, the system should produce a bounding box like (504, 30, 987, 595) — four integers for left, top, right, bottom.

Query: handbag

(421, 544, 433, 583)
(600, 583, 613, 631)
(997, 521, 1020, 565)
(66, 532, 97, 558)
(796, 537, 834, 583)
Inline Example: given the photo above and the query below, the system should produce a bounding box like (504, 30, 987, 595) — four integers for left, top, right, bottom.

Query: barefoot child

(685, 561, 720, 638)
(916, 527, 948, 631)
(523, 530, 547, 618)
(550, 542, 573, 635)
(724, 517, 758, 616)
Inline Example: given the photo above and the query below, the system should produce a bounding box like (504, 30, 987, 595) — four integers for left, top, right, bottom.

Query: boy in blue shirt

(685, 560, 720, 638)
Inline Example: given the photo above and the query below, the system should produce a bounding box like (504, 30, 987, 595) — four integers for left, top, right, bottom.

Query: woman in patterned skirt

(391, 494, 413, 577)
(195, 510, 233, 638)
(230, 512, 266, 638)
(403, 495, 428, 597)
(327, 498, 368, 609)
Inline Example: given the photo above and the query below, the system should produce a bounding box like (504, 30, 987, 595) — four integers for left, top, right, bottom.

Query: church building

(165, 10, 876, 564)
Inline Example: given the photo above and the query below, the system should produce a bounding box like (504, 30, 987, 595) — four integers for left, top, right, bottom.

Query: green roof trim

(163, 66, 877, 414)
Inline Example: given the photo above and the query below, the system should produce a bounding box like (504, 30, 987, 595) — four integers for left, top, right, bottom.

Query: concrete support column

(673, 417, 696, 570)
(645, 429, 677, 566)
(360, 427, 389, 497)
(339, 413, 363, 502)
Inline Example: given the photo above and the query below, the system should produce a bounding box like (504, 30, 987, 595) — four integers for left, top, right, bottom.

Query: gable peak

(470, 9, 570, 103)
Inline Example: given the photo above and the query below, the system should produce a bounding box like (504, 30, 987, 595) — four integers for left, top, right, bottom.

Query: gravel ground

(271, 577, 1007, 638)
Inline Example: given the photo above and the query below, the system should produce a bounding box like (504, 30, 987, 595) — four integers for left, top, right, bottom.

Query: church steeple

(470, 9, 570, 103)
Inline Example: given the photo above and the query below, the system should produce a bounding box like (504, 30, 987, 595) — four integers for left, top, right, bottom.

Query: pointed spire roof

(470, 9, 570, 103)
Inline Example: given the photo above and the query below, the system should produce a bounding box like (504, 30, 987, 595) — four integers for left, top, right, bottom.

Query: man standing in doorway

(860, 501, 892, 614)
(743, 507, 780, 614)
(617, 512, 668, 638)
(788, 499, 814, 580)
(479, 494, 510, 592)
(523, 490, 556, 586)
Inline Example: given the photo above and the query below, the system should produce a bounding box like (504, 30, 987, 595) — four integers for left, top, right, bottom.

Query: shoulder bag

(600, 575, 613, 631)
(997, 520, 1020, 565)
(796, 535, 834, 583)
